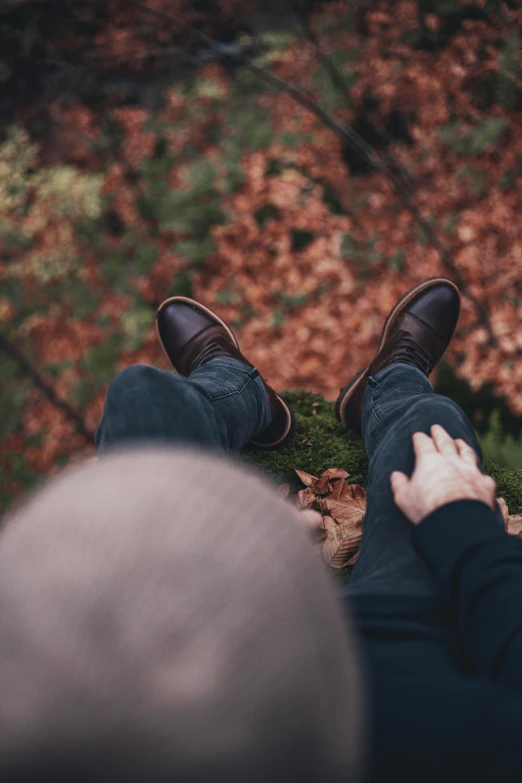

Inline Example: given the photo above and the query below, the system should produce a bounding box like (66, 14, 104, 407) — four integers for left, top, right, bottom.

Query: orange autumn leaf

(296, 468, 351, 496)
(321, 513, 363, 568)
(294, 468, 366, 568)
(296, 488, 316, 510)
(498, 497, 522, 538)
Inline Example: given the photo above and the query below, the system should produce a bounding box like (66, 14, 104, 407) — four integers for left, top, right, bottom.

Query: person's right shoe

(335, 277, 461, 435)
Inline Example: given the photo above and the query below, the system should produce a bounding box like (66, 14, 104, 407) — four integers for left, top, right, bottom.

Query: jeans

(96, 359, 502, 598)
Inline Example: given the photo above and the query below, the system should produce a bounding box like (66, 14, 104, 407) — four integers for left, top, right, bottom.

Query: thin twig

(0, 332, 95, 444)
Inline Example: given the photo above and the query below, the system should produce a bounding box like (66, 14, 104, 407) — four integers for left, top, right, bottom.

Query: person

(2, 276, 522, 781)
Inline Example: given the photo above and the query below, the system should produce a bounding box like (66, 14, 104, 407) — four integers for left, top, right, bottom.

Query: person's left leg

(96, 358, 271, 455)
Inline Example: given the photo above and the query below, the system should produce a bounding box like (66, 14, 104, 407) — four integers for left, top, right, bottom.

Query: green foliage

(215, 284, 243, 306)
(227, 107, 273, 151)
(270, 308, 286, 328)
(166, 269, 194, 298)
(251, 30, 298, 68)
(479, 410, 522, 470)
(120, 307, 154, 352)
(0, 355, 28, 440)
(230, 302, 256, 330)
(413, 216, 437, 247)
(341, 232, 383, 265)
(312, 51, 360, 112)
(388, 249, 406, 270)
(174, 237, 216, 267)
(443, 213, 459, 236)
(155, 190, 225, 234)
(84, 333, 126, 387)
(456, 164, 487, 196)
(0, 451, 37, 511)
(0, 126, 103, 283)
(276, 291, 309, 309)
(132, 244, 158, 275)
(496, 33, 521, 109)
(438, 118, 509, 156)
(184, 160, 217, 194)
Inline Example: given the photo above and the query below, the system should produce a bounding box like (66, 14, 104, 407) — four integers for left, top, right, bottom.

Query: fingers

(455, 438, 479, 465)
(430, 424, 458, 455)
(390, 470, 409, 497)
(412, 430, 437, 459)
(484, 474, 497, 509)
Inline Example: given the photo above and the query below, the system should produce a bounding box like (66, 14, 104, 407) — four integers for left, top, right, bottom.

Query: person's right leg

(96, 357, 271, 455)
(347, 362, 504, 597)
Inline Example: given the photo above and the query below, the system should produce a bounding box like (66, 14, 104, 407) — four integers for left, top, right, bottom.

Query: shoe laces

(392, 330, 433, 375)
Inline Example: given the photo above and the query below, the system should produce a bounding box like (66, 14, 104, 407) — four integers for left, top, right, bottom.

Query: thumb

(390, 470, 409, 495)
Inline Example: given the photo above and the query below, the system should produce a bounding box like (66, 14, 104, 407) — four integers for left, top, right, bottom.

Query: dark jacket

(347, 499, 522, 783)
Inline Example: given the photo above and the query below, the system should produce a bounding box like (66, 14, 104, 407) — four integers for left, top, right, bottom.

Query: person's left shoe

(155, 296, 294, 448)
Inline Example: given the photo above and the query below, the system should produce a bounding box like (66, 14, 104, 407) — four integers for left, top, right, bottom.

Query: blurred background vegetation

(1, 0, 521, 509)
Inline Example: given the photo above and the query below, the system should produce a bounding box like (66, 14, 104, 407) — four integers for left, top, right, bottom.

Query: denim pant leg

(96, 357, 271, 455)
(347, 362, 504, 597)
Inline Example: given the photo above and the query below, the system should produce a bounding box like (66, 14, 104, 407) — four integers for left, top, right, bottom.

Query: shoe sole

(335, 277, 461, 430)
(156, 296, 294, 448)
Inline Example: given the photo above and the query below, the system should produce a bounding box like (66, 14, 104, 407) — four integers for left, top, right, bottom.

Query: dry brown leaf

(346, 552, 359, 567)
(296, 467, 350, 495)
(325, 484, 366, 519)
(321, 515, 363, 568)
(322, 469, 350, 481)
(329, 478, 349, 501)
(320, 485, 366, 569)
(295, 470, 317, 488)
(497, 497, 522, 538)
(293, 467, 366, 568)
(296, 488, 316, 510)
(313, 468, 350, 495)
(506, 514, 522, 537)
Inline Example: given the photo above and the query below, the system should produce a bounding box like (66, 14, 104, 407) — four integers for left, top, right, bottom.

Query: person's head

(0, 449, 366, 781)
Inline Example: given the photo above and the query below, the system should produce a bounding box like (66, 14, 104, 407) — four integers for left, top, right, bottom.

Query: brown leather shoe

(155, 296, 294, 448)
(335, 277, 461, 434)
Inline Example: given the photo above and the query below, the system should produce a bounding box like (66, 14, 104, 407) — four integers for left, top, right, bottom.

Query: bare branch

(0, 332, 95, 444)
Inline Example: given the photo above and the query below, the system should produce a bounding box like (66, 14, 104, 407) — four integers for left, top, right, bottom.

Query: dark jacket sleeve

(412, 499, 522, 689)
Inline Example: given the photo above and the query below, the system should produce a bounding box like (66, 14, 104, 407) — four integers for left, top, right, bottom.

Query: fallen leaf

(295, 467, 350, 495)
(497, 497, 522, 537)
(296, 488, 316, 509)
(313, 468, 350, 495)
(325, 485, 366, 521)
(322, 468, 350, 480)
(293, 467, 366, 568)
(295, 470, 317, 488)
(321, 514, 363, 568)
(506, 513, 522, 537)
(346, 552, 358, 567)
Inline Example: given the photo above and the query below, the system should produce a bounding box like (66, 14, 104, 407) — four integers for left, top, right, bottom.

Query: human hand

(390, 424, 497, 525)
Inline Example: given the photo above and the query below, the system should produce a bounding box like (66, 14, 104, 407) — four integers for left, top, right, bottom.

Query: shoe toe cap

(408, 282, 461, 335)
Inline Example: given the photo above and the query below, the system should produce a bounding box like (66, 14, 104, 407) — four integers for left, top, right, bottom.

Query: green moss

(239, 389, 522, 515)
(239, 390, 368, 491)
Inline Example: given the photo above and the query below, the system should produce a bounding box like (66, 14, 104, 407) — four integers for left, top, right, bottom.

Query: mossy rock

(238, 390, 522, 585)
